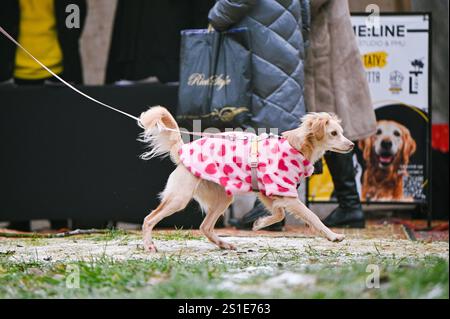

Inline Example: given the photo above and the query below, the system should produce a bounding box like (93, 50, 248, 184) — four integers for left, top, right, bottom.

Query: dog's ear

(330, 113, 342, 124)
(401, 128, 416, 164)
(358, 137, 372, 161)
(310, 117, 328, 141)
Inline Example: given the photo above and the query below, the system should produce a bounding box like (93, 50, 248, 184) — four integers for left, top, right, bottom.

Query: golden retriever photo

(358, 120, 417, 201)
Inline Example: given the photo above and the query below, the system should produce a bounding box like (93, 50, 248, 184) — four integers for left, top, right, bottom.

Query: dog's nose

(381, 140, 392, 150)
(346, 141, 354, 150)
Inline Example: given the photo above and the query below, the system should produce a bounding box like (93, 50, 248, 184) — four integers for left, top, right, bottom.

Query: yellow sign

(362, 51, 388, 69)
(307, 158, 334, 201)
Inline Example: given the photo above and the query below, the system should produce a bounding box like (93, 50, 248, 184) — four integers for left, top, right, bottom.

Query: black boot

(323, 151, 365, 228)
(228, 200, 284, 231)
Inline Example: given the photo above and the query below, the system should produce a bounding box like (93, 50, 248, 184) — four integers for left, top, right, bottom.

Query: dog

(358, 120, 417, 201)
(138, 106, 354, 252)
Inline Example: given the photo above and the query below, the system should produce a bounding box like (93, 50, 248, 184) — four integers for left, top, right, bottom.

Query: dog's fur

(358, 120, 416, 201)
(139, 106, 355, 252)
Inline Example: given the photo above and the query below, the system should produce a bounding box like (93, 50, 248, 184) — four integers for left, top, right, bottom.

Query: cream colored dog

(139, 106, 354, 252)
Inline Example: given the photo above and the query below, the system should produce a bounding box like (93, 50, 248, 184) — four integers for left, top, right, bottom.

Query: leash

(0, 26, 141, 124)
(0, 22, 282, 170)
(1, 23, 281, 192)
(156, 122, 282, 141)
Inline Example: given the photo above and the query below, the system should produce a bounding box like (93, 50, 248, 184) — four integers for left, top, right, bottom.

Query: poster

(308, 14, 430, 203)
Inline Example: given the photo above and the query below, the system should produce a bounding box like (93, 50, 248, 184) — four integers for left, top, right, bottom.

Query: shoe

(323, 151, 365, 228)
(229, 201, 284, 231)
(322, 206, 365, 228)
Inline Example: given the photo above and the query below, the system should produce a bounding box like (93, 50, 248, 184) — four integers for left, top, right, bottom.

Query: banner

(308, 14, 430, 204)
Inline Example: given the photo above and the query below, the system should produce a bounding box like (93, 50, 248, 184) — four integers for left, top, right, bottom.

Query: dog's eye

(376, 129, 382, 135)
(330, 131, 337, 136)
(393, 130, 401, 137)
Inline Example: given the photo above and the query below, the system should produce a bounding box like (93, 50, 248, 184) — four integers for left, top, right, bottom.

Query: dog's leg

(142, 165, 199, 252)
(194, 181, 235, 250)
(275, 197, 345, 242)
(253, 207, 285, 231)
(200, 198, 235, 250)
(252, 193, 285, 231)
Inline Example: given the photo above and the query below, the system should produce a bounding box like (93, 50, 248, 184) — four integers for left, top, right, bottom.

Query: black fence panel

(0, 84, 203, 228)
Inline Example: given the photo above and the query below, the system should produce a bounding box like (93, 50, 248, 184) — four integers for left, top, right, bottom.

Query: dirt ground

(1, 230, 448, 263)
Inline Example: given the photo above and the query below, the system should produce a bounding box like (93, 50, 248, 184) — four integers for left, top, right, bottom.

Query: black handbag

(176, 27, 252, 130)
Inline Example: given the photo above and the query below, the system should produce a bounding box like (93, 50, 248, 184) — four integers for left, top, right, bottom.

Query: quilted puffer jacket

(208, 0, 310, 132)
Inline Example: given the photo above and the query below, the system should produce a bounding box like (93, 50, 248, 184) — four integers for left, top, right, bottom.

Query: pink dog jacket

(179, 134, 314, 197)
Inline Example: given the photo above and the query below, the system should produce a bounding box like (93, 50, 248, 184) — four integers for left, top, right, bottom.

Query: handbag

(176, 27, 252, 129)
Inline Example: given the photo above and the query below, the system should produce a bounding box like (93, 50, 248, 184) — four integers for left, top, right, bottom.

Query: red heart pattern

(178, 134, 314, 197)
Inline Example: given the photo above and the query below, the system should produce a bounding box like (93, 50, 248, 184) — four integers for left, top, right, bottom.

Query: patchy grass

(0, 230, 448, 299)
(0, 252, 447, 298)
(83, 229, 131, 242)
(153, 228, 203, 241)
(73, 228, 202, 243)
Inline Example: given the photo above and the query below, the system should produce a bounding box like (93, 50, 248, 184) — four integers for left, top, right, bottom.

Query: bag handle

(206, 27, 223, 114)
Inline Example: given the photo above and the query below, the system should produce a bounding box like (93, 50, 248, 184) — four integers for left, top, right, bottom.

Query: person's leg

(229, 193, 256, 222)
(228, 197, 285, 231)
(322, 151, 365, 228)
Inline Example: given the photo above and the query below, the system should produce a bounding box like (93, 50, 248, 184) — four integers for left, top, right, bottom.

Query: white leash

(0, 26, 141, 124)
(0, 23, 282, 192)
(0, 26, 283, 141)
(156, 122, 283, 141)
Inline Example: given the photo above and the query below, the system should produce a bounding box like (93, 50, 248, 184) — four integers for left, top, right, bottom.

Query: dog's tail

(138, 106, 183, 163)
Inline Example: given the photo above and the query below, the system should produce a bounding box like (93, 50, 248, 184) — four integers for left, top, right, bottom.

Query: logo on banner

(409, 58, 424, 94)
(363, 51, 387, 84)
(389, 70, 404, 94)
(188, 73, 231, 90)
(363, 51, 388, 69)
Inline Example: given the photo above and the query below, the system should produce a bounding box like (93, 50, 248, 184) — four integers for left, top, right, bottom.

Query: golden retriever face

(359, 120, 417, 169)
(302, 112, 354, 153)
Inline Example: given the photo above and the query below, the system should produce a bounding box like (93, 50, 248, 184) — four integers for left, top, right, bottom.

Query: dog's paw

(218, 241, 237, 250)
(252, 218, 266, 231)
(327, 233, 345, 242)
(144, 242, 158, 253)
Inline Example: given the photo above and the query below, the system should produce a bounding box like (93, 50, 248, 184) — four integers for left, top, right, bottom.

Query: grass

(153, 227, 203, 241)
(0, 230, 448, 298)
(83, 228, 131, 242)
(77, 227, 202, 243)
(0, 255, 228, 298)
(0, 251, 447, 299)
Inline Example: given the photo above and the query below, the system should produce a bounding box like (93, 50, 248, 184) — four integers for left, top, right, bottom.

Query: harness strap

(249, 136, 259, 192)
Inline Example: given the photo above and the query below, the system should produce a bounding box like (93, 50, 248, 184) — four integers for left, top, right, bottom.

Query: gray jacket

(209, 0, 310, 132)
